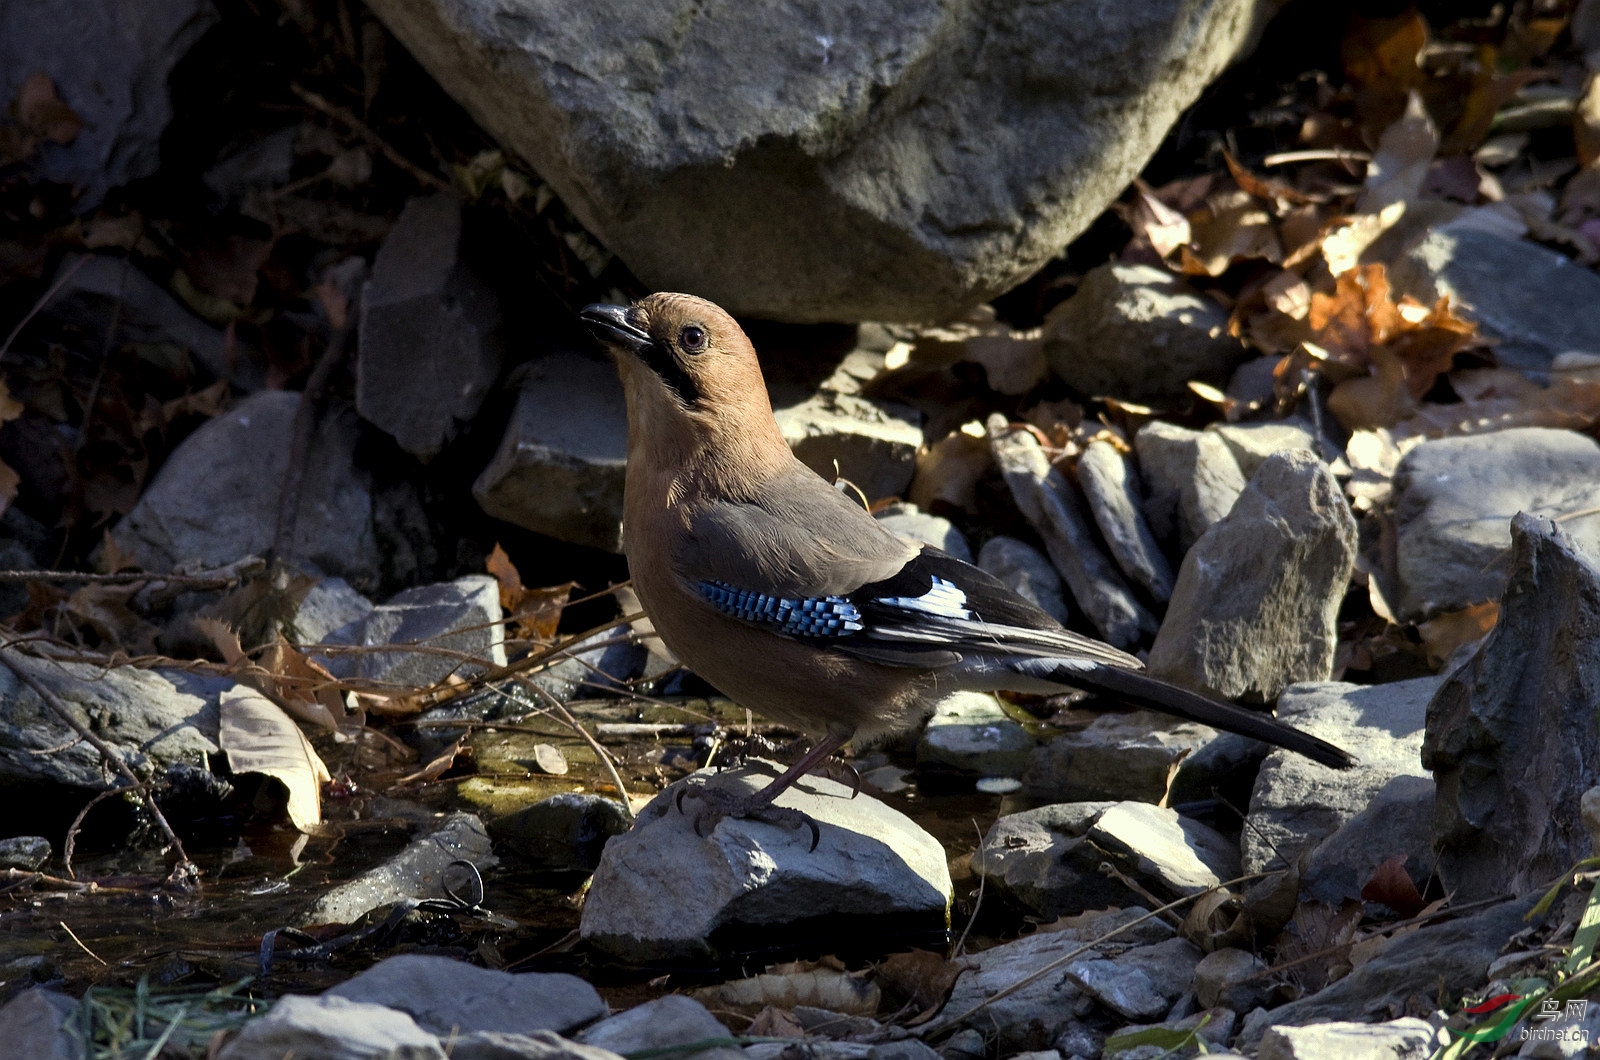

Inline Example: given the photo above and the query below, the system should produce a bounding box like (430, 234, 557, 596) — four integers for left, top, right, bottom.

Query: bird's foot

(674, 780, 821, 851)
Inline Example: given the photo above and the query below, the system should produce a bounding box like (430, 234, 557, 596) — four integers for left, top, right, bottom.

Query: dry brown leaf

(909, 425, 992, 514)
(1359, 854, 1427, 918)
(1417, 602, 1499, 666)
(218, 685, 331, 831)
(486, 543, 525, 613)
(260, 634, 349, 732)
(1342, 8, 1427, 134)
(1179, 201, 1282, 276)
(874, 949, 965, 1017)
(15, 73, 83, 146)
(1121, 180, 1192, 260)
(1224, 151, 1313, 206)
(744, 1007, 805, 1038)
(396, 737, 463, 786)
(1358, 92, 1438, 214)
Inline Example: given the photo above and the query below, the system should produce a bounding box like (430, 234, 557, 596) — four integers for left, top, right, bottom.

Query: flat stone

(490, 793, 632, 879)
(293, 578, 374, 646)
(1389, 226, 1600, 374)
(1423, 514, 1600, 900)
(323, 576, 505, 689)
(1105, 1007, 1237, 1060)
(579, 996, 738, 1060)
(474, 351, 629, 552)
(1134, 421, 1246, 553)
(989, 416, 1155, 647)
(2, 0, 218, 208)
(1148, 450, 1357, 702)
(0, 989, 79, 1060)
(111, 391, 377, 587)
(0, 836, 50, 871)
(976, 535, 1071, 625)
(216, 994, 445, 1060)
(363, 0, 1284, 322)
(975, 800, 1236, 918)
(1243, 677, 1440, 875)
(1063, 936, 1203, 1020)
(1023, 710, 1217, 805)
(1075, 440, 1175, 602)
(1300, 774, 1434, 909)
(775, 391, 923, 504)
(0, 650, 227, 789)
(1238, 899, 1536, 1045)
(303, 812, 497, 925)
(1193, 948, 1271, 1013)
(327, 954, 607, 1038)
(916, 691, 1035, 777)
(38, 254, 258, 388)
(579, 761, 951, 963)
(874, 502, 971, 563)
(940, 907, 1173, 1052)
(1043, 263, 1248, 401)
(1205, 420, 1317, 478)
(1257, 1019, 1438, 1060)
(358, 194, 502, 460)
(1387, 428, 1600, 621)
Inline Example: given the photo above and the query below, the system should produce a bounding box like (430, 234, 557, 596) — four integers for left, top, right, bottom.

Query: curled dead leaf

(690, 959, 880, 1016)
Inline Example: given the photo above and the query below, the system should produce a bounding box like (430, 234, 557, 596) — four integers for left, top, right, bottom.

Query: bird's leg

(675, 730, 852, 850)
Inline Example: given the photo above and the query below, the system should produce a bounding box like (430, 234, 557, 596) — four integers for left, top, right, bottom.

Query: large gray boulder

(363, 0, 1283, 322)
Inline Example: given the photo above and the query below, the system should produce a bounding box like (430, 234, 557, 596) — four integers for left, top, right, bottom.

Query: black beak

(580, 303, 650, 355)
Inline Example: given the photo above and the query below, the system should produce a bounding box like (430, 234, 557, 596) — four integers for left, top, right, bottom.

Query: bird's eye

(679, 325, 707, 352)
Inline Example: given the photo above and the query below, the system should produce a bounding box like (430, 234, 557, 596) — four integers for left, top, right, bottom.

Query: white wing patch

(876, 575, 971, 620)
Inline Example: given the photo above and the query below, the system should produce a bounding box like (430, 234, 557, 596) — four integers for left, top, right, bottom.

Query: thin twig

(0, 253, 91, 364)
(0, 650, 196, 884)
(0, 567, 253, 587)
(950, 820, 987, 960)
(62, 785, 132, 880)
(515, 675, 636, 821)
(289, 83, 450, 191)
(59, 920, 108, 965)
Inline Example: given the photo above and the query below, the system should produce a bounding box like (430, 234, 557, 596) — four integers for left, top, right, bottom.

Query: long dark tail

(1043, 662, 1356, 769)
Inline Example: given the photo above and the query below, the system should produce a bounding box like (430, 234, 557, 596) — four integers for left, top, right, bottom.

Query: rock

(916, 691, 1035, 778)
(363, 0, 1283, 322)
(203, 125, 298, 199)
(1243, 677, 1439, 874)
(1205, 420, 1317, 479)
(1386, 428, 1600, 621)
(450, 1031, 626, 1060)
(1240, 896, 1535, 1043)
(1075, 440, 1175, 603)
(112, 391, 377, 586)
(775, 392, 923, 504)
(1389, 226, 1600, 374)
(323, 576, 505, 689)
(0, 988, 79, 1060)
(1300, 775, 1434, 909)
(579, 996, 737, 1060)
(874, 503, 971, 563)
(1064, 936, 1203, 1020)
(0, 837, 50, 871)
(1134, 421, 1246, 553)
(1147, 450, 1357, 702)
(579, 761, 951, 962)
(1043, 264, 1248, 401)
(216, 994, 445, 1060)
(1423, 514, 1600, 900)
(303, 811, 497, 925)
(292, 577, 374, 645)
(1193, 948, 1271, 1013)
(490, 793, 631, 879)
(1257, 1019, 1439, 1060)
(975, 800, 1236, 918)
(940, 907, 1173, 1051)
(989, 416, 1155, 647)
(976, 535, 1071, 625)
(38, 254, 257, 388)
(2, 0, 218, 208)
(521, 629, 650, 703)
(0, 651, 226, 788)
(358, 194, 502, 461)
(1022, 710, 1218, 805)
(326, 954, 607, 1038)
(474, 351, 629, 552)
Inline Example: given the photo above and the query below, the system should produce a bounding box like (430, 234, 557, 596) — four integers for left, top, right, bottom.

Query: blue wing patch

(699, 580, 864, 637)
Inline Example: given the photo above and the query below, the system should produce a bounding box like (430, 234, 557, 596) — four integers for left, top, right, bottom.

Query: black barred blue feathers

(698, 580, 864, 637)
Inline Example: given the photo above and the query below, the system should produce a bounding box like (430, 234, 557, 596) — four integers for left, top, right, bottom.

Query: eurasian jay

(581, 293, 1353, 836)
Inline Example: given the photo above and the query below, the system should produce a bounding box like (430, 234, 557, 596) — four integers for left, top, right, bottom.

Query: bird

(580, 292, 1354, 841)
